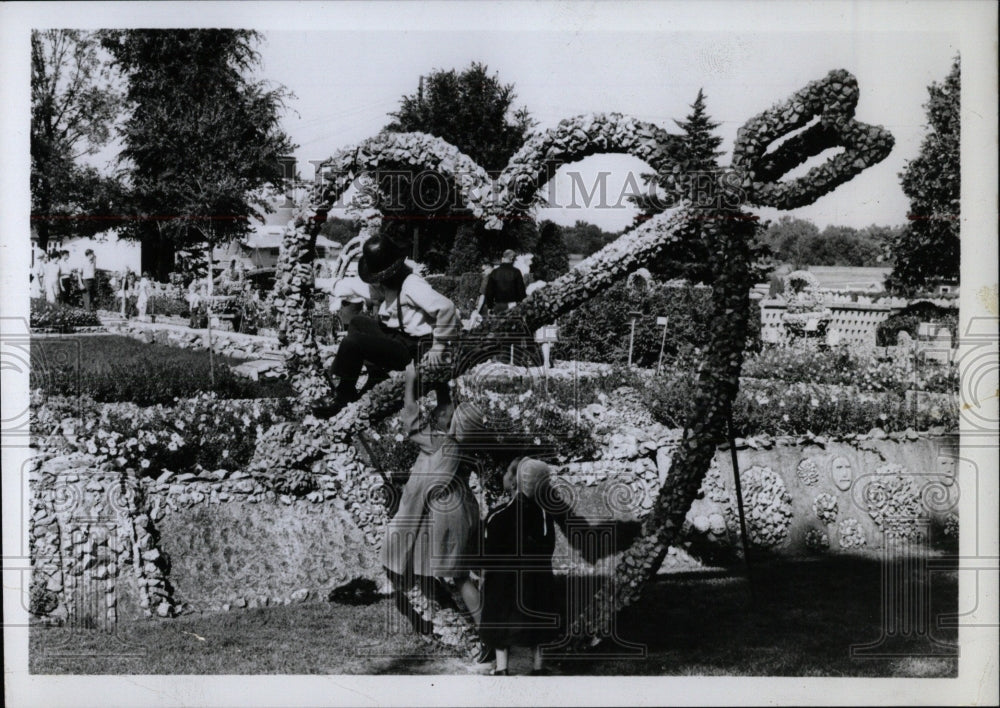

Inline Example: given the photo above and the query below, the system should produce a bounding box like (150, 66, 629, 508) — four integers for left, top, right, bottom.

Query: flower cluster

(796, 458, 821, 486)
(864, 465, 924, 540)
(837, 518, 867, 549)
(455, 385, 599, 464)
(737, 465, 794, 548)
(804, 528, 830, 553)
(812, 493, 839, 524)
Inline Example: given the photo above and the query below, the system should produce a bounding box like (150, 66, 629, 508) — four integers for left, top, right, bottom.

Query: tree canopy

(760, 217, 894, 268)
(885, 55, 960, 294)
(31, 30, 122, 252)
(380, 63, 536, 273)
(102, 29, 295, 280)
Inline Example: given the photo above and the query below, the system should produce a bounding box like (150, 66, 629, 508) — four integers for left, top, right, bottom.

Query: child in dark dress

(480, 457, 562, 676)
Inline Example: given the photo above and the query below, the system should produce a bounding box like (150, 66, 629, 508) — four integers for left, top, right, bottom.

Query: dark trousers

(330, 315, 426, 399)
(332, 315, 420, 379)
(82, 278, 96, 311)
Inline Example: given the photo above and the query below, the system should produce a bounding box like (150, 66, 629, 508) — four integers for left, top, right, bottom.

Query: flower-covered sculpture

(266, 68, 894, 649)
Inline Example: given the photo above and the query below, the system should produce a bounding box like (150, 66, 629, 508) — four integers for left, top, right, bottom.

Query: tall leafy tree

(380, 63, 536, 273)
(102, 30, 295, 280)
(886, 55, 960, 294)
(31, 30, 122, 252)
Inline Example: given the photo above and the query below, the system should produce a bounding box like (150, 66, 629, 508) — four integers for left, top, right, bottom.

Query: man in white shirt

(321, 235, 459, 416)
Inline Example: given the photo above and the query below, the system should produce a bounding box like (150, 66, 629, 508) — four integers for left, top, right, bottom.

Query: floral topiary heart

(263, 69, 893, 650)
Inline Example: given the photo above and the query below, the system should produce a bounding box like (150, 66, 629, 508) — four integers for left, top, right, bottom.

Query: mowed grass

(31, 556, 957, 676)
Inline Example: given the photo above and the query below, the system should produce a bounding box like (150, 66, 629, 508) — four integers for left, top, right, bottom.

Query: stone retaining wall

(30, 429, 957, 623)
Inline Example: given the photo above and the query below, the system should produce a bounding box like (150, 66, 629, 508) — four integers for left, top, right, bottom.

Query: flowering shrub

(732, 378, 956, 436)
(812, 493, 839, 524)
(455, 385, 599, 465)
(864, 465, 924, 540)
(360, 412, 421, 480)
(837, 518, 867, 549)
(30, 298, 101, 331)
(553, 282, 717, 367)
(804, 528, 830, 553)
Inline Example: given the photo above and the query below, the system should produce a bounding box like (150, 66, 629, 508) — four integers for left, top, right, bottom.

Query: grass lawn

(31, 334, 293, 404)
(30, 556, 957, 676)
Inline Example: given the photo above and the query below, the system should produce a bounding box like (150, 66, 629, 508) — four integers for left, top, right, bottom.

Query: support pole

(627, 311, 641, 368)
(656, 316, 669, 375)
(727, 416, 754, 600)
(206, 243, 216, 387)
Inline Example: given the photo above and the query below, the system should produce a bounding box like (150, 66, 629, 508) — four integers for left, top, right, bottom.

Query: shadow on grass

(29, 554, 957, 676)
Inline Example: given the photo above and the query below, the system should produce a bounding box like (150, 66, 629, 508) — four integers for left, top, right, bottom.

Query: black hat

(357, 235, 408, 284)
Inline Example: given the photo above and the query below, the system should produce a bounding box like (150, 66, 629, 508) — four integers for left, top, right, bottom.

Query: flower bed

(33, 392, 293, 479)
(31, 335, 292, 405)
(742, 342, 958, 394)
(30, 298, 101, 331)
(641, 368, 957, 437)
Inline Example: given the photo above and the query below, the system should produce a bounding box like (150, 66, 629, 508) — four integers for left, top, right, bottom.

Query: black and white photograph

(2, 1, 997, 706)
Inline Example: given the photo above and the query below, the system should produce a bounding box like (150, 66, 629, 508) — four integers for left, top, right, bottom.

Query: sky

(249, 28, 959, 232)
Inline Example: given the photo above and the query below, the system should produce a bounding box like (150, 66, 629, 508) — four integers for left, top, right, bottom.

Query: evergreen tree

(630, 89, 725, 283)
(102, 30, 295, 280)
(886, 56, 960, 294)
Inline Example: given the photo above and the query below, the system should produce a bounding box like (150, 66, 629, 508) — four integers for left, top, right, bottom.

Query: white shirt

(82, 257, 96, 280)
(377, 274, 458, 340)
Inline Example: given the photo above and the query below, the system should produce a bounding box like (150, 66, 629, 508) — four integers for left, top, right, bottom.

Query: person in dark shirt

(482, 249, 526, 316)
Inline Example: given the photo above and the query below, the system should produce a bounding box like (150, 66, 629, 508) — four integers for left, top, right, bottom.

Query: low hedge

(424, 272, 483, 316)
(32, 392, 293, 477)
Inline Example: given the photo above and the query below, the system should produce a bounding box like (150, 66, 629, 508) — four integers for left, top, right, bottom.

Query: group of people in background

(31, 248, 99, 311)
(318, 225, 563, 674)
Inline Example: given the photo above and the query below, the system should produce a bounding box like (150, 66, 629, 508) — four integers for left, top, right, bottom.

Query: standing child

(480, 457, 562, 676)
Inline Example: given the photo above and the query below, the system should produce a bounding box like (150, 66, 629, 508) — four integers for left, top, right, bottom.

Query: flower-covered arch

(263, 68, 894, 651)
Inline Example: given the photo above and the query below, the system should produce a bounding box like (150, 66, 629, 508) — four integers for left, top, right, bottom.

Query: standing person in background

(58, 251, 74, 304)
(81, 249, 98, 311)
(31, 252, 46, 300)
(43, 251, 62, 304)
(482, 250, 526, 317)
(120, 270, 135, 318)
(768, 263, 792, 299)
(135, 272, 152, 320)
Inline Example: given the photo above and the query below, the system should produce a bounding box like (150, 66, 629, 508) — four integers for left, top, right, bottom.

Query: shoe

(475, 644, 495, 664)
(489, 668, 509, 676)
(528, 668, 550, 676)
